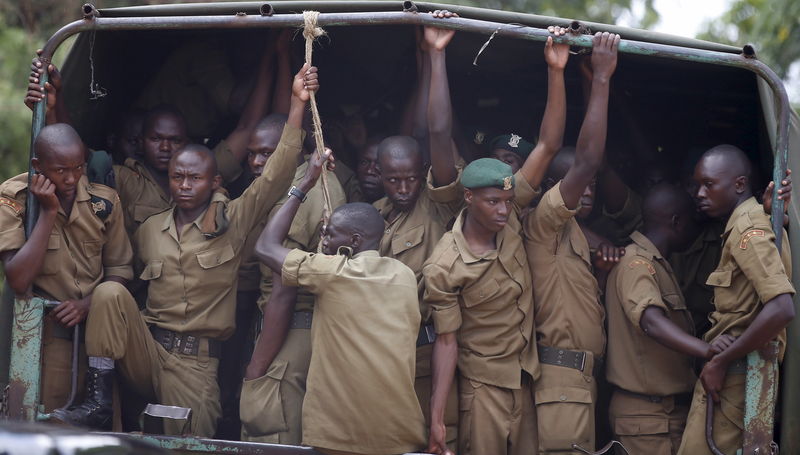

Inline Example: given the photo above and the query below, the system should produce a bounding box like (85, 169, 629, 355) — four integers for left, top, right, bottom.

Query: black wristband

(288, 185, 307, 202)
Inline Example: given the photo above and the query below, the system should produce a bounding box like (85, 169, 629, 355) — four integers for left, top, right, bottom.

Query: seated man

(50, 64, 319, 437)
(255, 153, 426, 455)
(678, 145, 795, 455)
(0, 124, 132, 425)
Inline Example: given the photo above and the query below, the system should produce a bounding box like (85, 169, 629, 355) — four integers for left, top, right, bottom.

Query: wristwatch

(288, 186, 308, 202)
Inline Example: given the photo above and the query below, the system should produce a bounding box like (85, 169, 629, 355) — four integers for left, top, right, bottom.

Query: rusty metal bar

(7, 297, 47, 421)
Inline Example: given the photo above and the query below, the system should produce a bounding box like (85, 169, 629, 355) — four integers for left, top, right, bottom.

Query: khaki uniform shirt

(669, 221, 724, 335)
(423, 197, 539, 389)
(525, 181, 605, 358)
(704, 197, 794, 360)
(606, 231, 696, 396)
(374, 169, 464, 316)
(113, 159, 171, 239)
(0, 174, 133, 301)
(282, 249, 426, 454)
(257, 161, 346, 311)
(134, 125, 303, 340)
(333, 160, 363, 203)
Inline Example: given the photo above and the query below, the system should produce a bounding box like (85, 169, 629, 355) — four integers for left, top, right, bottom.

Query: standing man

(523, 31, 620, 454)
(677, 145, 795, 455)
(50, 64, 319, 437)
(605, 183, 735, 454)
(424, 26, 571, 454)
(0, 124, 132, 426)
(255, 153, 426, 455)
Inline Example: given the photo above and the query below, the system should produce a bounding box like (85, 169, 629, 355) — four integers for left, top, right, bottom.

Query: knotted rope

(302, 10, 333, 223)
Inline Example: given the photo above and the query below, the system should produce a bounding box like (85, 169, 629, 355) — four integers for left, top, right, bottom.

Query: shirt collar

(452, 209, 501, 264)
(629, 230, 663, 260)
(723, 196, 758, 236)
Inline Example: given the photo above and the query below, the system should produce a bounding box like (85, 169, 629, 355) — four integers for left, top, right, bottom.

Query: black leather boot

(51, 367, 114, 430)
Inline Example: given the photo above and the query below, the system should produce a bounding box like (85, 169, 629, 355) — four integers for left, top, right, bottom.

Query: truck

(2, 1, 799, 454)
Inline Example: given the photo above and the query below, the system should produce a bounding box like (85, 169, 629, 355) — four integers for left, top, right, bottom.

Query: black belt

(616, 387, 693, 406)
(149, 326, 221, 359)
(538, 345, 603, 377)
(417, 324, 437, 347)
(290, 311, 313, 329)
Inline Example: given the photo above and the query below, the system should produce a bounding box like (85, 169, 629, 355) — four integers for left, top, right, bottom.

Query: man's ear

(212, 174, 222, 191)
(31, 158, 41, 174)
(734, 175, 747, 194)
(350, 232, 362, 250)
(464, 188, 473, 205)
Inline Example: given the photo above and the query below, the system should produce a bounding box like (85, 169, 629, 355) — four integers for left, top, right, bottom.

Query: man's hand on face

(30, 173, 60, 213)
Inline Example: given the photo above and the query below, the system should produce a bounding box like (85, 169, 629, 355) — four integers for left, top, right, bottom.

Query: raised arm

(255, 147, 331, 273)
(25, 53, 69, 126)
(425, 10, 459, 188)
(271, 29, 292, 115)
(560, 32, 619, 209)
(518, 27, 569, 189)
(223, 40, 277, 163)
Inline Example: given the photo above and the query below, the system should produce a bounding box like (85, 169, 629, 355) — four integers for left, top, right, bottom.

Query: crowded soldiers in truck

(13, 9, 796, 455)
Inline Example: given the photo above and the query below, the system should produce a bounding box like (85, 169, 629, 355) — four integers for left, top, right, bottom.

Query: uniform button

(405, 241, 412, 247)
(560, 395, 567, 401)
(385, 228, 391, 234)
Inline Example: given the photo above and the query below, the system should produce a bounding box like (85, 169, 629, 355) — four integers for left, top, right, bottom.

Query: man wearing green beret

(423, 26, 571, 455)
(488, 133, 536, 174)
(523, 31, 620, 454)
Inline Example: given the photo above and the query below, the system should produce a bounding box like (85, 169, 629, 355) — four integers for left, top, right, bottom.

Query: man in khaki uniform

(238, 139, 346, 444)
(0, 124, 132, 427)
(606, 184, 729, 455)
(524, 32, 620, 454)
(52, 68, 318, 436)
(424, 158, 541, 455)
(255, 150, 426, 455)
(678, 145, 795, 455)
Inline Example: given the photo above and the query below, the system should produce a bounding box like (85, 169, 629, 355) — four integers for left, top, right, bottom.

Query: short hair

(34, 123, 84, 162)
(171, 143, 218, 176)
(642, 182, 694, 228)
(254, 113, 289, 133)
(142, 104, 188, 137)
(376, 135, 421, 166)
(700, 144, 752, 181)
(545, 147, 576, 181)
(331, 202, 385, 240)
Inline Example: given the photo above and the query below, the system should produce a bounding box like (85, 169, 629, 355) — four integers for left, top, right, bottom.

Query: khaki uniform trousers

(85, 282, 221, 437)
(414, 343, 458, 450)
(608, 390, 689, 455)
(459, 374, 537, 455)
(240, 325, 311, 444)
(534, 361, 598, 453)
(41, 318, 87, 412)
(677, 373, 746, 455)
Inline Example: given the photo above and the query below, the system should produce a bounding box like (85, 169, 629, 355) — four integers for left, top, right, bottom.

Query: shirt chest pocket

(462, 278, 501, 309)
(391, 224, 424, 256)
(195, 243, 237, 291)
(40, 234, 61, 275)
(706, 269, 734, 312)
(140, 260, 163, 281)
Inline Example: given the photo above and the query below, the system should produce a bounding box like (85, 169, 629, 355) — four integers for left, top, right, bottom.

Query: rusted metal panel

(7, 297, 46, 421)
(744, 344, 780, 455)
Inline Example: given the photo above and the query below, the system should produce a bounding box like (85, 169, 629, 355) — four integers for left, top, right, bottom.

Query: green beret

(462, 158, 515, 190)
(489, 133, 534, 159)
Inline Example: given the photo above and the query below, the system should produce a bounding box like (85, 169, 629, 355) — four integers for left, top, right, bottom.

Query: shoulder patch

(628, 258, 655, 275)
(0, 197, 23, 215)
(90, 194, 113, 221)
(739, 229, 765, 250)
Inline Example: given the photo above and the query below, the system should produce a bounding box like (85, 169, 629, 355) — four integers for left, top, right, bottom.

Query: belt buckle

(162, 331, 175, 352)
(183, 335, 197, 355)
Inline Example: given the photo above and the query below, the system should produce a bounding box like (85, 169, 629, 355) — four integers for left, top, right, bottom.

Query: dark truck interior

(59, 24, 772, 202)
